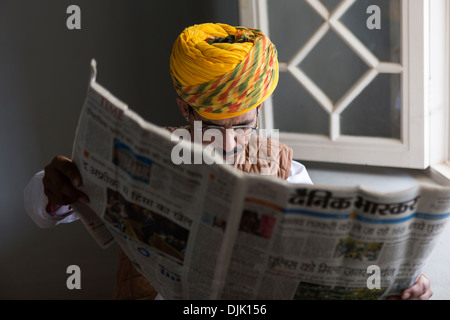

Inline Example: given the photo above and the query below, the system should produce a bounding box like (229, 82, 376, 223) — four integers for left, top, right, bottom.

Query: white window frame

(239, 0, 449, 171)
(428, 0, 450, 184)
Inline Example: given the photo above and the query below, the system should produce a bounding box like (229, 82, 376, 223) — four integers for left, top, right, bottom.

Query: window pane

(267, 0, 324, 62)
(340, 0, 401, 63)
(299, 30, 369, 104)
(265, 0, 403, 142)
(272, 72, 330, 136)
(320, 0, 342, 13)
(340, 73, 401, 139)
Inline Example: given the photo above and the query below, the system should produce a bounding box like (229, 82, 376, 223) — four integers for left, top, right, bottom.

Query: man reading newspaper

(24, 23, 431, 300)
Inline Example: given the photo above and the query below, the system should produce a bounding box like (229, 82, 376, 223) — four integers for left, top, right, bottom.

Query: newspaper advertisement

(71, 60, 450, 300)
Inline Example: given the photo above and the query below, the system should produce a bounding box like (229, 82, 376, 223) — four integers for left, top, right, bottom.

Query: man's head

(170, 23, 278, 159)
(177, 96, 260, 159)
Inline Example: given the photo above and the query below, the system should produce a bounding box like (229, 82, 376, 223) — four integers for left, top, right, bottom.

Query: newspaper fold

(70, 60, 450, 299)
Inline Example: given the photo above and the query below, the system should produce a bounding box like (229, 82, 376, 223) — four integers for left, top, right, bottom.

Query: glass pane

(340, 73, 401, 139)
(320, 0, 342, 13)
(267, 0, 324, 62)
(299, 30, 369, 104)
(340, 0, 401, 63)
(272, 72, 329, 136)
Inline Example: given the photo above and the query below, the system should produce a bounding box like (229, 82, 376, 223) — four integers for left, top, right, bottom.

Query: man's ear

(176, 96, 190, 119)
(256, 104, 262, 118)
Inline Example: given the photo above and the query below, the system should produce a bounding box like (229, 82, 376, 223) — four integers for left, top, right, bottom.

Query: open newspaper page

(219, 175, 450, 299)
(71, 60, 450, 300)
(71, 60, 248, 299)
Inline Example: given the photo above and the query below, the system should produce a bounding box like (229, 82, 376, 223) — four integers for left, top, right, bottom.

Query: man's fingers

(418, 288, 433, 300)
(386, 274, 432, 300)
(44, 179, 89, 204)
(43, 156, 89, 205)
(50, 155, 83, 187)
(44, 187, 72, 206)
(43, 167, 70, 189)
(43, 169, 78, 202)
(401, 274, 432, 300)
(60, 183, 89, 204)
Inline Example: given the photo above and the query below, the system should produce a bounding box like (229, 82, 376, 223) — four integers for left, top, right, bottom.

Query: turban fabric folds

(170, 23, 279, 120)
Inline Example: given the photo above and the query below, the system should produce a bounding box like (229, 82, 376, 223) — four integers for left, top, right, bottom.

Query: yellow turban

(170, 23, 279, 120)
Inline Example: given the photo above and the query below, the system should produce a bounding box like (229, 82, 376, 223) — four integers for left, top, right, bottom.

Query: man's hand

(388, 274, 432, 300)
(43, 155, 89, 212)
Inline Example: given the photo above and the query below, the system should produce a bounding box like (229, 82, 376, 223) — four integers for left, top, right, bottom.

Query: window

(428, 0, 450, 183)
(239, 0, 449, 171)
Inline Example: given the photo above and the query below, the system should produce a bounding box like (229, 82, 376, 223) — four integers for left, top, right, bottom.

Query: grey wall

(0, 0, 238, 299)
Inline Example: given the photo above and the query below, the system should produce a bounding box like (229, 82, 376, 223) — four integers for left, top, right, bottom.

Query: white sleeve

(287, 161, 313, 185)
(24, 162, 310, 228)
(23, 170, 79, 228)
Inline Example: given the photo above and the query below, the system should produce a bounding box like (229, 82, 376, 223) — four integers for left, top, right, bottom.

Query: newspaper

(71, 60, 450, 300)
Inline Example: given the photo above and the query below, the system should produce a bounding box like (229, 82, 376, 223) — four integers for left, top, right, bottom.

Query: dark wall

(0, 0, 238, 299)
